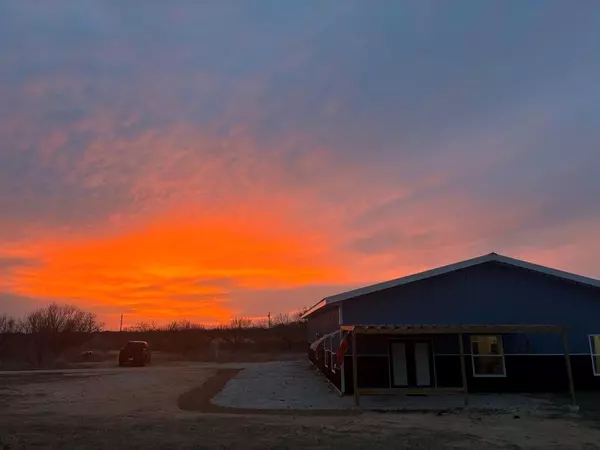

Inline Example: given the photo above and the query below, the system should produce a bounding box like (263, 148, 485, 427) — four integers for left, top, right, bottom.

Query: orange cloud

(7, 207, 345, 328)
(3, 107, 599, 330)
(5, 188, 600, 329)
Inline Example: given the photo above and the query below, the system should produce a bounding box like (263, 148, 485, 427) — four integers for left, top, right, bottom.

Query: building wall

(341, 261, 600, 353)
(306, 306, 343, 392)
(306, 306, 340, 342)
(308, 340, 343, 392)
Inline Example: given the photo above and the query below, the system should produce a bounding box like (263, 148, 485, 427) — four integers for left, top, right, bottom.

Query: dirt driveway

(1, 364, 216, 417)
(1, 362, 600, 449)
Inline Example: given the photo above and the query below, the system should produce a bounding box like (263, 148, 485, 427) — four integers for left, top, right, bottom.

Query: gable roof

(302, 252, 600, 318)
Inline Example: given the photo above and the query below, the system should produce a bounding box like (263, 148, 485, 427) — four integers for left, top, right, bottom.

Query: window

(470, 335, 506, 377)
(330, 334, 337, 373)
(321, 335, 338, 372)
(590, 335, 600, 376)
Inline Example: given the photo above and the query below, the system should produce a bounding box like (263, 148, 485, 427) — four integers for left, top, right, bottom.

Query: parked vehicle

(118, 341, 151, 367)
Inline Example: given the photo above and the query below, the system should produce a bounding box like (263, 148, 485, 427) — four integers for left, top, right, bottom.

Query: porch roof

(341, 323, 564, 334)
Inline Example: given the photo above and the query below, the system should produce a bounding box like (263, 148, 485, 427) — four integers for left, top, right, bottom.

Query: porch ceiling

(341, 324, 564, 334)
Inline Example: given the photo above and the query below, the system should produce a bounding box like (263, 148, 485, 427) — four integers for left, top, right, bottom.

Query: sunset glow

(6, 211, 346, 326)
(1, 2, 600, 328)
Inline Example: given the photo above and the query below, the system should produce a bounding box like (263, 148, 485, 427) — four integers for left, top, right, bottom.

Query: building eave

(300, 299, 326, 319)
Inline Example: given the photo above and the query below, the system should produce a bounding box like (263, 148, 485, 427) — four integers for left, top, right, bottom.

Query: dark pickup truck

(118, 341, 151, 367)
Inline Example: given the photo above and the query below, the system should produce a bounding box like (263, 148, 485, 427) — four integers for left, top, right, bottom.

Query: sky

(1, 1, 600, 329)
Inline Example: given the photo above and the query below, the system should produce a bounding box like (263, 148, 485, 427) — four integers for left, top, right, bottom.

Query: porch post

(352, 330, 359, 406)
(458, 333, 469, 406)
(561, 328, 577, 407)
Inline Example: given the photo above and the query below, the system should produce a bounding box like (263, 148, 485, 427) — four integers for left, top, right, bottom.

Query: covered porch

(341, 324, 576, 408)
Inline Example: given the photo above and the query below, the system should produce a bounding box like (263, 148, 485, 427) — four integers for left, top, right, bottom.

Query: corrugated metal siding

(342, 261, 600, 353)
(306, 306, 340, 342)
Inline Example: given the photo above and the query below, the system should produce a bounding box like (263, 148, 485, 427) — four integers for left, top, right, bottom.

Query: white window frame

(470, 335, 506, 378)
(589, 335, 600, 376)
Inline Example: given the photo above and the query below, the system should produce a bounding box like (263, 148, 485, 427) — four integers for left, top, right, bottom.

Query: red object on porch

(336, 333, 350, 367)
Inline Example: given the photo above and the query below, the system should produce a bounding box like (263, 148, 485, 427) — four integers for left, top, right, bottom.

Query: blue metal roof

(302, 252, 600, 318)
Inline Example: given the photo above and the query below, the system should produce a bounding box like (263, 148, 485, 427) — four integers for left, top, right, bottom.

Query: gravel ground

(213, 360, 563, 414)
(2, 361, 600, 449)
(213, 360, 352, 409)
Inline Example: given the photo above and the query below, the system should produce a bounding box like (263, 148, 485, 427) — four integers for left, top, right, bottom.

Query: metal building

(303, 253, 600, 405)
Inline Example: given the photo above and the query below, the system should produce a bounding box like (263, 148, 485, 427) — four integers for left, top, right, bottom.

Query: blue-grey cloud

(0, 1, 600, 323)
(0, 292, 46, 317)
(0, 257, 38, 271)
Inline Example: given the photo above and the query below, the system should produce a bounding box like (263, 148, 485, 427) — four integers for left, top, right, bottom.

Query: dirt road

(1, 363, 599, 449)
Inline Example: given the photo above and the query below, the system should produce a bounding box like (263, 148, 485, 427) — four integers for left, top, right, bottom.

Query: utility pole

(268, 312, 271, 329)
(119, 314, 123, 332)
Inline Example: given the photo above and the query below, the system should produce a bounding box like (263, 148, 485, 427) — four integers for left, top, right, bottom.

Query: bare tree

(0, 314, 19, 334)
(229, 317, 252, 329)
(162, 320, 204, 332)
(21, 303, 103, 366)
(253, 318, 269, 329)
(270, 310, 307, 350)
(293, 307, 309, 323)
(22, 303, 103, 334)
(0, 314, 21, 360)
(272, 309, 307, 326)
(223, 317, 253, 349)
(125, 321, 159, 332)
(273, 313, 292, 326)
